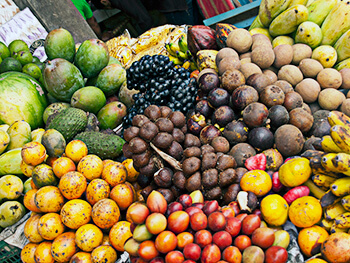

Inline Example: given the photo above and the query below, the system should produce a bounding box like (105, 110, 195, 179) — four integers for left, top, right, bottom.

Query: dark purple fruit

(308, 119, 331, 137)
(198, 72, 220, 94)
(212, 106, 236, 127)
(231, 85, 259, 111)
(223, 120, 249, 145)
(187, 113, 207, 135)
(207, 88, 230, 108)
(137, 173, 153, 188)
(200, 125, 221, 145)
(268, 105, 289, 130)
(195, 100, 213, 119)
(242, 102, 269, 128)
(229, 143, 256, 167)
(248, 127, 274, 151)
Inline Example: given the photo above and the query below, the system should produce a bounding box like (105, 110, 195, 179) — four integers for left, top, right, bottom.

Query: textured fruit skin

(51, 232, 78, 263)
(37, 212, 65, 240)
(278, 157, 312, 187)
(269, 5, 309, 37)
(215, 23, 237, 49)
(44, 28, 75, 62)
(92, 198, 120, 229)
(43, 58, 84, 102)
(41, 129, 66, 158)
(32, 163, 58, 188)
(58, 171, 87, 200)
(321, 1, 350, 46)
(0, 148, 22, 176)
(258, 0, 292, 27)
(91, 245, 117, 263)
(109, 221, 132, 252)
(295, 21, 323, 49)
(60, 199, 92, 229)
(74, 39, 109, 78)
(47, 107, 87, 142)
(0, 201, 26, 228)
(34, 241, 54, 263)
(75, 224, 103, 252)
(307, 0, 337, 26)
(74, 131, 125, 160)
(21, 243, 38, 263)
(24, 214, 44, 243)
(86, 179, 110, 205)
(96, 64, 126, 96)
(187, 25, 217, 58)
(0, 72, 47, 129)
(34, 186, 64, 213)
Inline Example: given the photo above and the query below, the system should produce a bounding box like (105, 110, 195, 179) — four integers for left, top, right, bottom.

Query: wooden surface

(12, 0, 97, 43)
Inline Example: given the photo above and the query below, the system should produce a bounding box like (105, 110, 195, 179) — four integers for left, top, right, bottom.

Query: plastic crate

(0, 240, 21, 263)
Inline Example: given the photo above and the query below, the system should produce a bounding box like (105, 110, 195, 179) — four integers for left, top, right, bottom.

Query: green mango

(249, 15, 265, 30)
(307, 0, 337, 26)
(288, 0, 308, 7)
(97, 101, 127, 130)
(269, 5, 309, 37)
(95, 64, 126, 97)
(335, 57, 350, 71)
(0, 175, 23, 201)
(321, 1, 350, 46)
(44, 28, 75, 62)
(259, 0, 293, 27)
(0, 148, 23, 176)
(7, 120, 31, 150)
(334, 29, 350, 62)
(0, 201, 26, 228)
(295, 21, 323, 48)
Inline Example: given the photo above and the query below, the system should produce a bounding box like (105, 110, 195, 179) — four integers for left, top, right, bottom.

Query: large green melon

(0, 72, 48, 129)
(43, 58, 84, 102)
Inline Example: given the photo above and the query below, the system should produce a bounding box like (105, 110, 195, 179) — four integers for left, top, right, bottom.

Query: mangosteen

(231, 85, 259, 111)
(242, 102, 269, 128)
(200, 125, 221, 145)
(248, 127, 274, 151)
(223, 120, 249, 145)
(268, 105, 289, 130)
(187, 113, 207, 135)
(195, 100, 213, 119)
(212, 106, 236, 127)
(207, 88, 230, 108)
(198, 72, 220, 94)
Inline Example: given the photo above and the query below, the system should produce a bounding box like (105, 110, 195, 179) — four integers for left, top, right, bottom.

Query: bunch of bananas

(165, 36, 198, 71)
(305, 111, 350, 234)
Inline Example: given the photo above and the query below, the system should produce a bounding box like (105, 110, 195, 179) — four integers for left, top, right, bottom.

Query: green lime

(0, 42, 10, 59)
(0, 57, 22, 73)
(32, 56, 40, 63)
(8, 40, 29, 57)
(22, 63, 42, 79)
(16, 50, 33, 66)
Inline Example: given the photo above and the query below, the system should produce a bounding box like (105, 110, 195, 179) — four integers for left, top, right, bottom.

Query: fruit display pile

(1, 0, 350, 262)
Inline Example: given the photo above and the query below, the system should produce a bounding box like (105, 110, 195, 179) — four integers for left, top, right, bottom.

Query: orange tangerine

(289, 196, 322, 228)
(52, 156, 76, 178)
(65, 139, 88, 163)
(77, 154, 104, 181)
(101, 161, 127, 187)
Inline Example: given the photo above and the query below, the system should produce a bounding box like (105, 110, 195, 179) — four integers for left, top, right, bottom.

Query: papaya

(43, 58, 84, 102)
(44, 28, 75, 62)
(74, 39, 109, 78)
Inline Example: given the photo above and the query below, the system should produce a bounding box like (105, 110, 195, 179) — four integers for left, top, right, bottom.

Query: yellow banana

(331, 153, 350, 176)
(328, 110, 350, 127)
(165, 43, 177, 57)
(304, 179, 326, 199)
(320, 189, 342, 208)
(331, 177, 350, 196)
(301, 149, 325, 159)
(334, 212, 350, 228)
(330, 125, 350, 153)
(313, 173, 337, 189)
(168, 55, 183, 65)
(176, 51, 189, 60)
(310, 155, 340, 177)
(330, 222, 349, 234)
(169, 43, 181, 54)
(178, 36, 188, 53)
(321, 153, 340, 173)
(325, 200, 348, 220)
(182, 61, 191, 70)
(341, 195, 350, 211)
(321, 135, 344, 153)
(320, 218, 334, 231)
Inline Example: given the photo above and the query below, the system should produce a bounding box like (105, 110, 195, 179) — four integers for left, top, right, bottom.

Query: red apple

(225, 217, 242, 238)
(202, 200, 219, 216)
(178, 194, 192, 209)
(265, 246, 288, 263)
(201, 244, 221, 263)
(213, 231, 232, 250)
(194, 230, 212, 248)
(183, 243, 201, 261)
(208, 211, 227, 232)
(241, 214, 261, 236)
(167, 202, 183, 217)
(185, 206, 203, 217)
(190, 212, 207, 231)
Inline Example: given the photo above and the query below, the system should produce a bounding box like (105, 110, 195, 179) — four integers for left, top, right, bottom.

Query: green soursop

(74, 131, 125, 160)
(46, 107, 87, 141)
